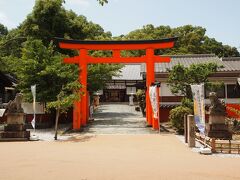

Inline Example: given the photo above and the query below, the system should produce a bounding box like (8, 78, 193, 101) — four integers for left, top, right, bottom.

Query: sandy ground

(1, 104, 240, 179)
(1, 134, 240, 180)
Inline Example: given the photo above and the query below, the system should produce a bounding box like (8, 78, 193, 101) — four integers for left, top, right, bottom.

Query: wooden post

(184, 114, 188, 143)
(187, 115, 195, 147)
(211, 138, 216, 153)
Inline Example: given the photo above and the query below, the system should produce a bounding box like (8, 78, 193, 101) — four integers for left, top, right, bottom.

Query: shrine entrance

(104, 89, 126, 102)
(56, 37, 177, 130)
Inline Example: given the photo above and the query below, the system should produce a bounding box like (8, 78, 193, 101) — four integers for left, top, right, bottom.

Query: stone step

(0, 138, 29, 142)
(207, 130, 232, 140)
(0, 131, 30, 139)
(86, 127, 156, 134)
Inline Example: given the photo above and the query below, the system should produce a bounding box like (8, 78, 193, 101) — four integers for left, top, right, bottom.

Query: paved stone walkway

(85, 103, 157, 134)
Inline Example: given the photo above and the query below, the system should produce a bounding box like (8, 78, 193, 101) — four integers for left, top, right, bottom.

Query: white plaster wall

(160, 81, 240, 104)
(22, 102, 45, 114)
(160, 83, 175, 96)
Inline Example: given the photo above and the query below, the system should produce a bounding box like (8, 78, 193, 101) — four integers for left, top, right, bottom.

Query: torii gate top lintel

(55, 37, 177, 64)
(56, 37, 177, 130)
(55, 37, 178, 50)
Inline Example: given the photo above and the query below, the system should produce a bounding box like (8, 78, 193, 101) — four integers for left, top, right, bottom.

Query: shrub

(169, 106, 193, 134)
(136, 89, 146, 116)
(181, 97, 193, 110)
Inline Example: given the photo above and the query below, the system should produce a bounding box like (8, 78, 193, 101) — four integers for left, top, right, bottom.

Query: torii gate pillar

(56, 37, 177, 130)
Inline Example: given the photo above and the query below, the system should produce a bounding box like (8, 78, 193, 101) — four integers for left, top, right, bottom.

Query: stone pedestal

(7, 113, 25, 124)
(209, 115, 225, 124)
(206, 115, 232, 140)
(129, 95, 134, 106)
(0, 113, 30, 141)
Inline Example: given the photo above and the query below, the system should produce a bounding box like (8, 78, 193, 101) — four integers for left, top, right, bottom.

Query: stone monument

(206, 92, 232, 140)
(0, 93, 30, 141)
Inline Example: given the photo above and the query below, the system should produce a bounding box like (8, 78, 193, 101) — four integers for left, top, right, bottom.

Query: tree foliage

(47, 80, 82, 139)
(97, 0, 108, 6)
(19, 0, 110, 45)
(13, 39, 78, 102)
(0, 23, 8, 37)
(123, 25, 239, 57)
(0, 0, 120, 105)
(169, 105, 193, 134)
(88, 64, 123, 93)
(167, 62, 221, 99)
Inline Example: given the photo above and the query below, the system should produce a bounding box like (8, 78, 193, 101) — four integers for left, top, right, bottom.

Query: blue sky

(0, 0, 239, 49)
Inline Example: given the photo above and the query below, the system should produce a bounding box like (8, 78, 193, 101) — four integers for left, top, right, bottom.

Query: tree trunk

(54, 108, 60, 140)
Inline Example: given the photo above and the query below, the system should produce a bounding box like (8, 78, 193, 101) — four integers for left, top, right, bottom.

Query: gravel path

(28, 103, 156, 141)
(84, 103, 157, 134)
(29, 125, 72, 141)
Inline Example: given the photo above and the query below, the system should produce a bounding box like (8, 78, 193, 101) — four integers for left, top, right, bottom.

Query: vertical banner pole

(31, 85, 36, 132)
(157, 85, 160, 133)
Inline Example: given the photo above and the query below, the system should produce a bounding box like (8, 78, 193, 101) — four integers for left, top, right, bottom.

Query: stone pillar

(0, 113, 30, 140)
(129, 94, 134, 106)
(187, 115, 195, 147)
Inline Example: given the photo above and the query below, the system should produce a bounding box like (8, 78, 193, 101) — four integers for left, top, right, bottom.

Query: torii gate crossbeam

(56, 37, 177, 130)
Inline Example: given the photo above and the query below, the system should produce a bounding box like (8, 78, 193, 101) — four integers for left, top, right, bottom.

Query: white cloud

(0, 12, 16, 29)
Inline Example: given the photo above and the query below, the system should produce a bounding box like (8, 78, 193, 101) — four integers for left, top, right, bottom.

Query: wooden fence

(195, 133, 240, 154)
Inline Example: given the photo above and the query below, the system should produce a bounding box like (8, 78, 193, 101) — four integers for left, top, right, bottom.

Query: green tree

(14, 38, 78, 103)
(19, 0, 109, 45)
(1, 0, 121, 99)
(124, 24, 240, 57)
(88, 64, 123, 94)
(167, 63, 224, 134)
(47, 81, 82, 140)
(167, 62, 221, 99)
(0, 23, 8, 37)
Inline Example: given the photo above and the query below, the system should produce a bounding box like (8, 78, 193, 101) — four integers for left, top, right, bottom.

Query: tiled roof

(0, 72, 15, 87)
(141, 54, 240, 73)
(112, 64, 143, 80)
(222, 57, 240, 61)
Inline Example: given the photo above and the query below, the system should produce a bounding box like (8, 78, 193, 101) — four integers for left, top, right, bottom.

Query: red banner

(226, 104, 240, 120)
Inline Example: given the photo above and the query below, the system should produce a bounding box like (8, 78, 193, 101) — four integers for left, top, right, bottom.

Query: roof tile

(141, 54, 240, 73)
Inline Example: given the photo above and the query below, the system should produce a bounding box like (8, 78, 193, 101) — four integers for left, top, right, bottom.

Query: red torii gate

(56, 37, 177, 130)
